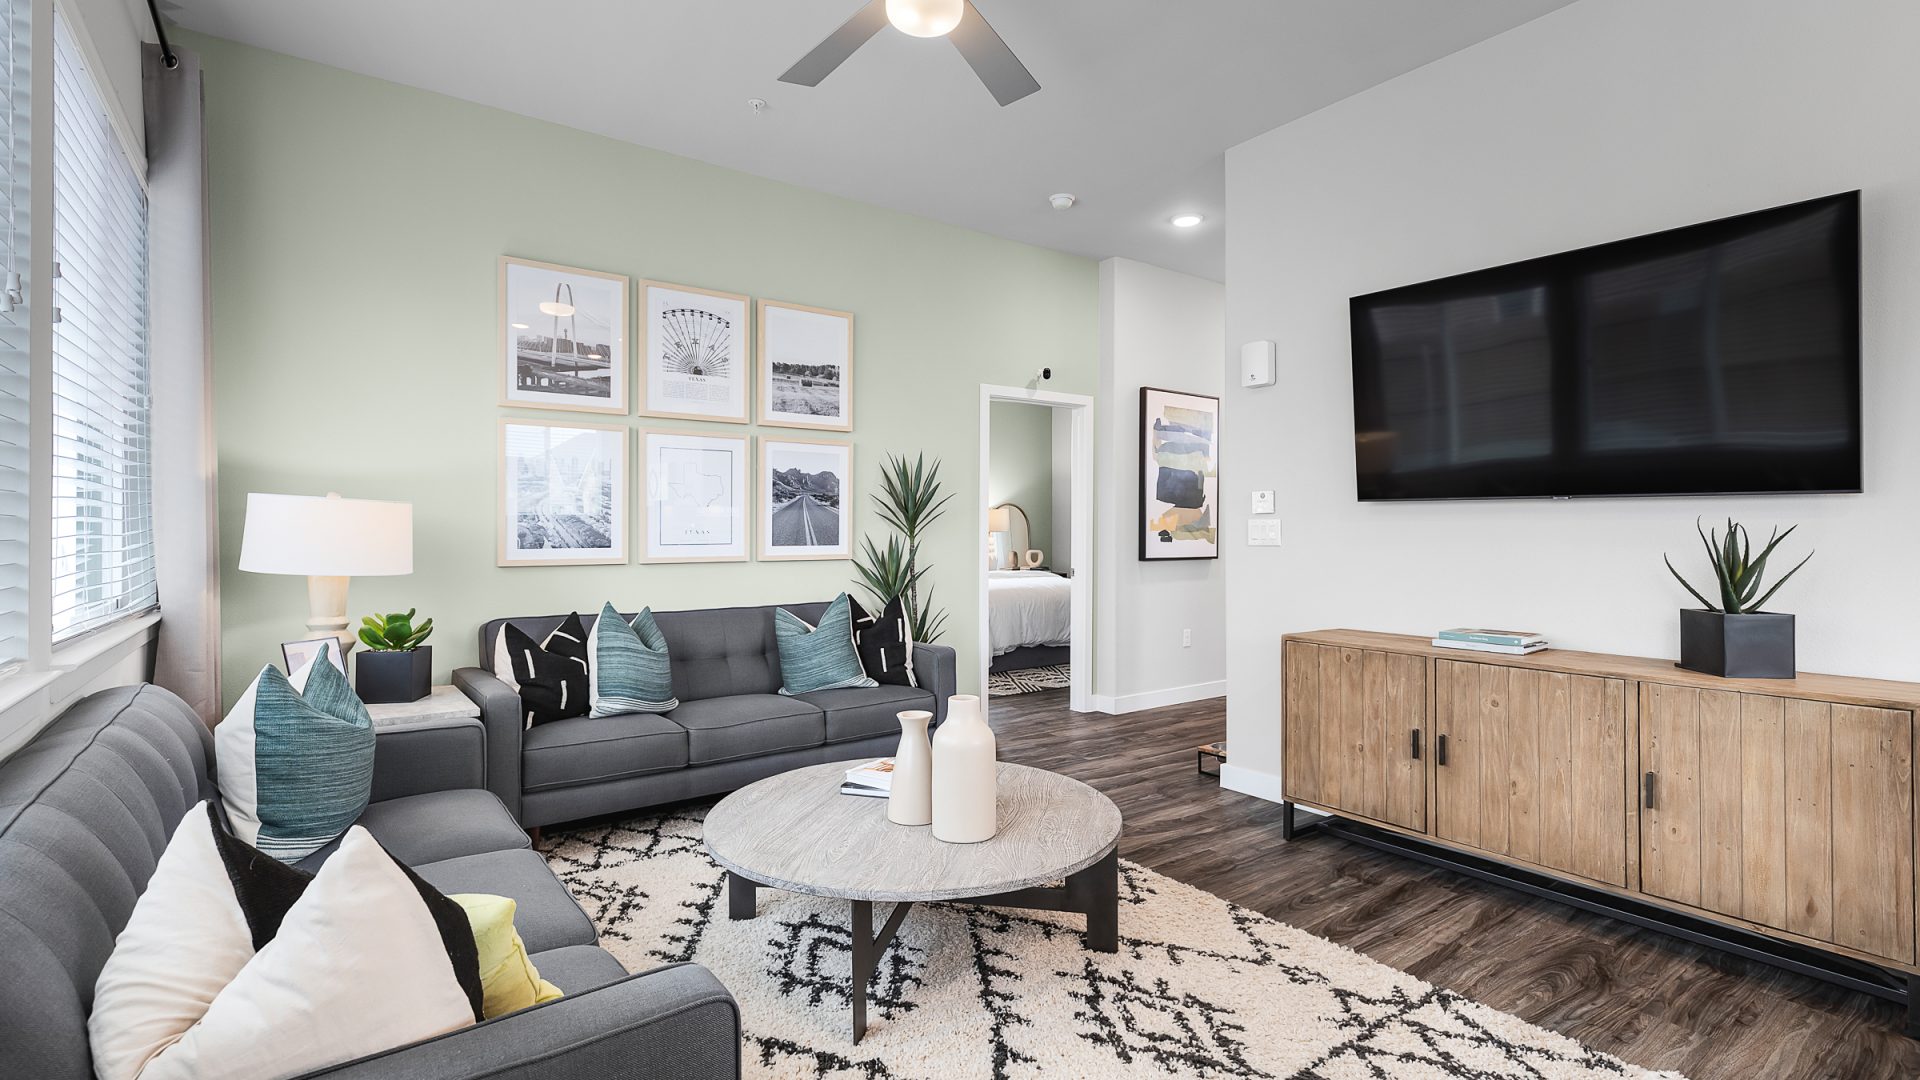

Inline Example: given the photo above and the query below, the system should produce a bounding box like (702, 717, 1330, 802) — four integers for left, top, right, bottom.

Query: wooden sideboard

(1281, 629, 1920, 1010)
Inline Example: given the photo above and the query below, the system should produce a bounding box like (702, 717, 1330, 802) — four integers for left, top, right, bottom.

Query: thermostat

(1241, 340, 1276, 388)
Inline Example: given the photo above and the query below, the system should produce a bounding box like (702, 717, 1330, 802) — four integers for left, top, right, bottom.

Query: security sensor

(1036, 366, 1053, 381)
(1241, 340, 1276, 388)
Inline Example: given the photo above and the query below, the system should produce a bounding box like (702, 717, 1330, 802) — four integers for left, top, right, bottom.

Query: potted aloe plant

(1665, 519, 1812, 679)
(355, 608, 434, 703)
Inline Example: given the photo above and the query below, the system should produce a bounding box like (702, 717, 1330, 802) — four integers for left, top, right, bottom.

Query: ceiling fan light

(886, 0, 964, 38)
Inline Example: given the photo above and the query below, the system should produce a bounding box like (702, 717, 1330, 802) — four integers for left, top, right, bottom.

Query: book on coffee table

(839, 782, 889, 799)
(844, 758, 895, 791)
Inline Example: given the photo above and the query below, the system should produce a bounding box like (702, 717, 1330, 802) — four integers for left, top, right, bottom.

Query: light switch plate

(1246, 519, 1282, 547)
(1251, 490, 1275, 515)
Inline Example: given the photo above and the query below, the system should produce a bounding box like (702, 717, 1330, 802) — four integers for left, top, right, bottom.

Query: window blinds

(49, 12, 153, 642)
(0, 0, 28, 669)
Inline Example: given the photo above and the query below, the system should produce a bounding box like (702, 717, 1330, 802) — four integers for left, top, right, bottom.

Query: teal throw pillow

(589, 603, 679, 716)
(775, 593, 878, 695)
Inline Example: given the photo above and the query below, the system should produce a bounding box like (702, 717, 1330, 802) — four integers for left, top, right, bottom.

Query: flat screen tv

(1349, 191, 1861, 500)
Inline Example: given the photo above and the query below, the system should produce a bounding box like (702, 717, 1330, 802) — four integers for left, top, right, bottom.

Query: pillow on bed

(850, 595, 916, 687)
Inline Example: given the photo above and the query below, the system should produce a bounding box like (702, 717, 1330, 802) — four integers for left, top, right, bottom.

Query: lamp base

(306, 574, 357, 657)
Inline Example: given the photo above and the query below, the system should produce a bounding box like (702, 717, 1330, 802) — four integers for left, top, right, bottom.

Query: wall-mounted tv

(1349, 191, 1862, 501)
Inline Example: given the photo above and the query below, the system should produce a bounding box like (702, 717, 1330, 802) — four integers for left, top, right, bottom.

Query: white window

(0, 0, 27, 672)
(48, 9, 153, 642)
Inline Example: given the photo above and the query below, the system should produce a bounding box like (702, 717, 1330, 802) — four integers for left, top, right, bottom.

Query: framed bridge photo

(758, 435, 851, 561)
(499, 256, 629, 415)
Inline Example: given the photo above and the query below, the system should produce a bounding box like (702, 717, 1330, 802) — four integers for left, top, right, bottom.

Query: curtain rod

(144, 0, 179, 70)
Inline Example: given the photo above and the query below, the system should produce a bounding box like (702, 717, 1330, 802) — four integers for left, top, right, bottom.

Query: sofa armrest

(453, 666, 526, 822)
(371, 715, 486, 801)
(303, 963, 740, 1080)
(914, 642, 958, 726)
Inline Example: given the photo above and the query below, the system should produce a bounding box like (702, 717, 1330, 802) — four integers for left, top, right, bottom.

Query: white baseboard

(1090, 679, 1226, 715)
(1219, 763, 1285, 804)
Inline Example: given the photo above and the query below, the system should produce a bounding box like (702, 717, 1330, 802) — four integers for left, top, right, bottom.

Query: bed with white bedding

(987, 570, 1071, 663)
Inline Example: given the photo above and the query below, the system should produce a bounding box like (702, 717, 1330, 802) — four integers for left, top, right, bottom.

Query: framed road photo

(499, 419, 629, 566)
(759, 435, 852, 561)
(500, 256, 629, 414)
(1139, 386, 1220, 560)
(640, 281, 750, 423)
(639, 429, 750, 563)
(758, 299, 852, 431)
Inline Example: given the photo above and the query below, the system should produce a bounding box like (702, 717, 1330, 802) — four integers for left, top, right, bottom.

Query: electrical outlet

(1251, 490, 1275, 515)
(1246, 519, 1282, 547)
(1182, 628, 1193, 648)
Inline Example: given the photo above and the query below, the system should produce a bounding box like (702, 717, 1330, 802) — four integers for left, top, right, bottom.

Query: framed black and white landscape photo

(758, 435, 852, 561)
(639, 429, 749, 563)
(1139, 386, 1220, 561)
(500, 256, 629, 414)
(498, 419, 629, 566)
(757, 299, 853, 432)
(640, 281, 750, 424)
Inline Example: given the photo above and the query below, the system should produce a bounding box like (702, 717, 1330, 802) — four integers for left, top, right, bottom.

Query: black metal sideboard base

(1279, 801, 1920, 1038)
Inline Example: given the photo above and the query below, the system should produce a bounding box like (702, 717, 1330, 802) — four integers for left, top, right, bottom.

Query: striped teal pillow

(775, 593, 878, 695)
(589, 603, 679, 716)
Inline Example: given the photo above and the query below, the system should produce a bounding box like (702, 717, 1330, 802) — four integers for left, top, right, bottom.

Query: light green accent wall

(987, 401, 1052, 558)
(188, 33, 1097, 707)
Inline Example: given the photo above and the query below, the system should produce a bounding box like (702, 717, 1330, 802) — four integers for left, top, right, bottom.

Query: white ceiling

(163, 0, 1575, 281)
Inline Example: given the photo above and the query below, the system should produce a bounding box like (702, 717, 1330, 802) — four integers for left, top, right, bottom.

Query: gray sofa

(459, 601, 957, 828)
(0, 684, 740, 1080)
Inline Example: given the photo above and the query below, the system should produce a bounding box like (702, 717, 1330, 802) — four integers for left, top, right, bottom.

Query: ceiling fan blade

(949, 1, 1040, 106)
(779, 0, 890, 87)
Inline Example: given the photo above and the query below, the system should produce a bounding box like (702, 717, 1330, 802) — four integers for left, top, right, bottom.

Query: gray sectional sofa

(458, 601, 957, 828)
(0, 684, 739, 1080)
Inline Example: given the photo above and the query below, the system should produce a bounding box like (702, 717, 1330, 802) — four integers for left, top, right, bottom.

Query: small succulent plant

(358, 608, 433, 652)
(1665, 518, 1812, 615)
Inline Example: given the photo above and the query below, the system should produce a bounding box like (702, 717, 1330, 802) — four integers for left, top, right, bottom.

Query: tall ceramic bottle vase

(931, 695, 997, 843)
(888, 710, 934, 827)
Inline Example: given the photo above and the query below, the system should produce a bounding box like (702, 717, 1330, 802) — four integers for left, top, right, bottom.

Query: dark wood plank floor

(989, 688, 1919, 1080)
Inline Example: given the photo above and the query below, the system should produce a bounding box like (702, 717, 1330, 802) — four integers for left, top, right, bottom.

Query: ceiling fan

(779, 0, 1041, 107)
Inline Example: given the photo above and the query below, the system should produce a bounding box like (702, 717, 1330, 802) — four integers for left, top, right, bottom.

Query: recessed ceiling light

(1171, 213, 1204, 228)
(1049, 193, 1077, 210)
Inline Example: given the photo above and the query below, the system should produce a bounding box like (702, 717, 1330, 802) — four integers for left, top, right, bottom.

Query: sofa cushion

(521, 713, 689, 792)
(796, 684, 937, 744)
(354, 790, 531, 865)
(527, 945, 630, 995)
(216, 651, 374, 862)
(412, 849, 596, 954)
(665, 694, 825, 765)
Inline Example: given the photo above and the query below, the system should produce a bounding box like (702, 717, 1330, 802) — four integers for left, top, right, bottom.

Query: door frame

(977, 384, 1094, 714)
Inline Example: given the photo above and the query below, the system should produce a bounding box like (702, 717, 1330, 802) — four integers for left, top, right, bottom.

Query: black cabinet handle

(1643, 771, 1657, 810)
(1435, 733, 1448, 766)
(1410, 729, 1421, 760)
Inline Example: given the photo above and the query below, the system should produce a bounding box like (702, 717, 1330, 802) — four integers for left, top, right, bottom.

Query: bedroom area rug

(986, 664, 1071, 697)
(543, 808, 1684, 1080)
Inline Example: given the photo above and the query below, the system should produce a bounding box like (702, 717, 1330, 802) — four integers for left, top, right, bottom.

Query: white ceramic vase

(888, 710, 934, 826)
(931, 694, 997, 843)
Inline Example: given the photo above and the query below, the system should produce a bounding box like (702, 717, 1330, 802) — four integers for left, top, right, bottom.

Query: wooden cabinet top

(1285, 629, 1920, 711)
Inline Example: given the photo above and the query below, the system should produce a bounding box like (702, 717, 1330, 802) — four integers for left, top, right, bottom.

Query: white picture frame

(758, 435, 852, 561)
(281, 637, 347, 677)
(640, 281, 751, 424)
(500, 256, 630, 415)
(639, 429, 750, 563)
(499, 419, 630, 566)
(758, 299, 853, 431)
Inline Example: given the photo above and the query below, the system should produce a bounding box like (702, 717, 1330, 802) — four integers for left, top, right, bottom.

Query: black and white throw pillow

(497, 613, 591, 728)
(850, 595, 917, 688)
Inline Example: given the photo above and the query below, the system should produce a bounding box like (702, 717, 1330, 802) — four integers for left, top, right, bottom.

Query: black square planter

(1678, 610, 1795, 680)
(355, 646, 432, 704)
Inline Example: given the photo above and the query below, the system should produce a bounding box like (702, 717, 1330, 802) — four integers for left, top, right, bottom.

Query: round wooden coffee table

(705, 760, 1122, 1042)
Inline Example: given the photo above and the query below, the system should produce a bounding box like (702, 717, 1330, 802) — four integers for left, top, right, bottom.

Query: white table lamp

(238, 492, 413, 653)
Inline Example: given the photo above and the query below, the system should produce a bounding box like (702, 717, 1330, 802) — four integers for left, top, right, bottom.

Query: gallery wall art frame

(639, 280, 752, 424)
(499, 255, 631, 415)
(498, 418, 631, 567)
(1139, 386, 1220, 561)
(638, 428, 752, 564)
(758, 434, 853, 562)
(757, 298, 854, 432)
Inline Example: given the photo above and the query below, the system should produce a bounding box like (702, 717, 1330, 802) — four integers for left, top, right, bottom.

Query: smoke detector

(1049, 193, 1076, 211)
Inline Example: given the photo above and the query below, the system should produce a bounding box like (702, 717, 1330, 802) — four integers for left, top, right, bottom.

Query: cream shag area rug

(544, 808, 1683, 1080)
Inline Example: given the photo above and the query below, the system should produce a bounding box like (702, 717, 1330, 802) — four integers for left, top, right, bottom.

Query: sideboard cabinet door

(1283, 642, 1426, 832)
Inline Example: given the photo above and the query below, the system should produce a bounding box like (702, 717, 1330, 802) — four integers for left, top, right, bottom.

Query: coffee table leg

(1068, 846, 1120, 952)
(847, 899, 914, 1044)
(728, 871, 759, 920)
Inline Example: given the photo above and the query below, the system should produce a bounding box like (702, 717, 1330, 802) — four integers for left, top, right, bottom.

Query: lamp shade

(988, 506, 1012, 534)
(238, 493, 413, 577)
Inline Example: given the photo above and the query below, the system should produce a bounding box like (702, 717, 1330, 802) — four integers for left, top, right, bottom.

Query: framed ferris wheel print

(639, 281, 751, 423)
(500, 256, 629, 415)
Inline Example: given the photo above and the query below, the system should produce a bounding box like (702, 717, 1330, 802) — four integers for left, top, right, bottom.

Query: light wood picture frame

(638, 428, 751, 563)
(1139, 386, 1220, 561)
(639, 281, 751, 424)
(757, 299, 853, 432)
(758, 434, 852, 561)
(498, 418, 630, 566)
(500, 256, 630, 415)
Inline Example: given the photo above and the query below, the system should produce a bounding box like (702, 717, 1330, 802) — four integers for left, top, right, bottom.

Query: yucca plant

(853, 453, 953, 642)
(358, 608, 434, 652)
(1665, 518, 1813, 614)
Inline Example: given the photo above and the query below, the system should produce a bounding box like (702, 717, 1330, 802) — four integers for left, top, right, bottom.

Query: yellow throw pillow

(450, 894, 564, 1018)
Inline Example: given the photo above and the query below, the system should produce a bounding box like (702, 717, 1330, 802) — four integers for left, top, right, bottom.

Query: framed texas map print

(758, 299, 853, 431)
(639, 429, 749, 563)
(1139, 387, 1219, 560)
(640, 281, 750, 424)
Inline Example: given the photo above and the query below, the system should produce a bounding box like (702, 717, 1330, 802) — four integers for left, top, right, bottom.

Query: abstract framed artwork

(498, 419, 629, 566)
(1139, 386, 1220, 560)
(757, 299, 853, 432)
(638, 429, 750, 563)
(499, 256, 630, 414)
(639, 281, 751, 424)
(758, 435, 852, 561)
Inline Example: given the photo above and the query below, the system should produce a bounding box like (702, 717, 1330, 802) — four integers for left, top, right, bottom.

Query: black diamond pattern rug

(543, 807, 1684, 1079)
(987, 664, 1071, 697)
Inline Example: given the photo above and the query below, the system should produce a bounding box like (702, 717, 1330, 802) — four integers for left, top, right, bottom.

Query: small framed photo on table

(282, 637, 347, 677)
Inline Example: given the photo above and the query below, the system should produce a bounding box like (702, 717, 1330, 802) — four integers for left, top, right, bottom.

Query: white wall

(1050, 408, 1072, 572)
(1220, 0, 1920, 802)
(988, 400, 1054, 558)
(1096, 257, 1227, 712)
(66, 0, 149, 156)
